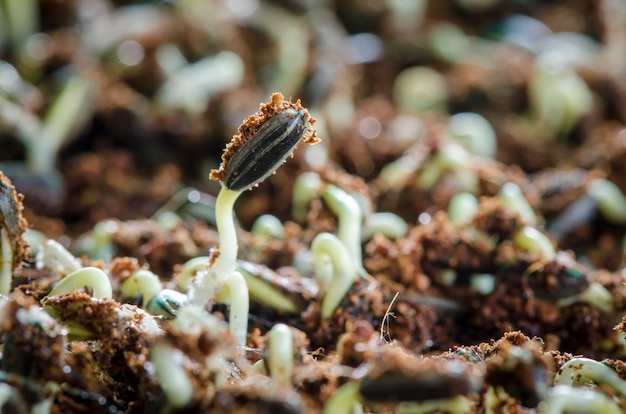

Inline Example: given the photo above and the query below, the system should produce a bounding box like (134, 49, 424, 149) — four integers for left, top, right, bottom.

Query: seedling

(542, 385, 621, 414)
(47, 266, 112, 299)
(311, 232, 357, 320)
(190, 92, 318, 347)
(268, 323, 294, 388)
(150, 341, 193, 409)
(553, 357, 626, 397)
(121, 269, 187, 318)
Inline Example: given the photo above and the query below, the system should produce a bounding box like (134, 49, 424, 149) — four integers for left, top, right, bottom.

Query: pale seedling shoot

(190, 92, 318, 347)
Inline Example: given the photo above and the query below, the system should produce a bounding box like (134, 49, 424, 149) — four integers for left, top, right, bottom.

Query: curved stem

(151, 342, 193, 409)
(178, 256, 211, 292)
(215, 270, 249, 348)
(311, 232, 356, 320)
(542, 385, 621, 414)
(120, 270, 163, 308)
(323, 382, 362, 414)
(554, 357, 626, 397)
(322, 185, 364, 273)
(47, 266, 112, 299)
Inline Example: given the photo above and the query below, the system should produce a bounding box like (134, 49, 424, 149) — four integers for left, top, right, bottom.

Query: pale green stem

(541, 385, 621, 414)
(178, 256, 211, 292)
(238, 267, 299, 314)
(215, 270, 249, 348)
(447, 192, 478, 226)
(587, 178, 626, 223)
(554, 357, 626, 397)
(47, 266, 112, 299)
(499, 183, 537, 226)
(557, 282, 614, 314)
(251, 214, 285, 238)
(395, 395, 472, 414)
(28, 75, 93, 175)
(120, 270, 163, 308)
(0, 227, 12, 296)
(323, 382, 363, 414)
(417, 144, 473, 190)
(269, 323, 293, 388)
(513, 226, 555, 261)
(448, 112, 497, 158)
(311, 233, 356, 320)
(322, 185, 364, 274)
(212, 188, 243, 284)
(3, 0, 38, 49)
(151, 342, 193, 409)
(361, 212, 408, 241)
(292, 172, 323, 222)
(37, 239, 82, 276)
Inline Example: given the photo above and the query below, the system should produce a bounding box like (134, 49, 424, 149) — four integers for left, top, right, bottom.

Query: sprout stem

(47, 266, 112, 299)
(121, 270, 163, 308)
(215, 270, 249, 348)
(513, 226, 555, 261)
(323, 382, 363, 414)
(322, 185, 364, 274)
(541, 385, 621, 414)
(269, 323, 294, 388)
(361, 212, 408, 241)
(311, 232, 356, 320)
(151, 342, 193, 409)
(554, 357, 626, 397)
(212, 188, 243, 284)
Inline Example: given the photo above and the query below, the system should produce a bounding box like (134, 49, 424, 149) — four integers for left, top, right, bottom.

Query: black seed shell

(359, 370, 474, 402)
(223, 109, 307, 191)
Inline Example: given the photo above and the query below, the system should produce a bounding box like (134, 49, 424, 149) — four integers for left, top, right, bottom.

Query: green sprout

(361, 212, 408, 241)
(236, 261, 300, 314)
(322, 184, 365, 274)
(586, 178, 626, 224)
(251, 214, 285, 239)
(393, 66, 448, 115)
(556, 282, 614, 314)
(25, 72, 93, 176)
(150, 341, 194, 409)
(498, 182, 537, 226)
(417, 144, 478, 193)
(120, 269, 187, 318)
(1, 0, 39, 51)
(268, 323, 294, 388)
(46, 267, 112, 299)
(311, 232, 357, 320)
(541, 385, 621, 414)
(447, 192, 479, 227)
(189, 92, 318, 347)
(156, 51, 244, 116)
(513, 226, 555, 261)
(553, 357, 626, 397)
(448, 112, 497, 158)
(529, 53, 593, 140)
(292, 171, 323, 222)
